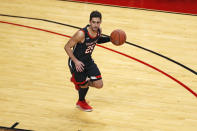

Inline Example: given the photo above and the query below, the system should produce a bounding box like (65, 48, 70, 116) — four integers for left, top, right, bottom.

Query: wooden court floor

(0, 0, 197, 131)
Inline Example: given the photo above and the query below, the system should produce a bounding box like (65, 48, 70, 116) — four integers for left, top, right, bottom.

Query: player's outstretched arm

(96, 27, 111, 44)
(97, 35, 111, 44)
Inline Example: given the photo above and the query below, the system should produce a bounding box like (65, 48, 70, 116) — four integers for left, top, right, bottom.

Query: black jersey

(72, 25, 101, 64)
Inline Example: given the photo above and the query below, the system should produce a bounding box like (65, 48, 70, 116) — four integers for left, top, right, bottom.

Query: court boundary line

(0, 20, 196, 98)
(0, 14, 196, 76)
(0, 122, 33, 131)
(58, 0, 197, 16)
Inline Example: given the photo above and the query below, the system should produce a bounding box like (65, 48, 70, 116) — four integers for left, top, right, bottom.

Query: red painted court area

(71, 0, 197, 15)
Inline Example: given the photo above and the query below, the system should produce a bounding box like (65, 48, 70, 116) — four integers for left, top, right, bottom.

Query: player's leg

(78, 83, 89, 101)
(72, 73, 93, 112)
(68, 59, 92, 111)
(87, 61, 103, 89)
(88, 79, 103, 89)
(76, 82, 93, 112)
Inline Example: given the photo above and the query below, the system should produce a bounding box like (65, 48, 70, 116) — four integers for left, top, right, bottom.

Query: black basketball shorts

(68, 59, 102, 86)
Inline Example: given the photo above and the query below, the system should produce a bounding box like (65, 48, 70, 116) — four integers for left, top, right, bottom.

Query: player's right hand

(74, 60, 85, 72)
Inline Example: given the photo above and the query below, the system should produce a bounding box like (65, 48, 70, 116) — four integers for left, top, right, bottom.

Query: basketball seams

(110, 29, 126, 46)
(118, 30, 120, 45)
(115, 31, 119, 45)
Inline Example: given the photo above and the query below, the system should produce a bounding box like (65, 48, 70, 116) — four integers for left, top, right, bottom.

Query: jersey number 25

(85, 44, 95, 54)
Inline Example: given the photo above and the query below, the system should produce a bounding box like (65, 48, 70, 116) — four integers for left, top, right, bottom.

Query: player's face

(89, 17, 101, 32)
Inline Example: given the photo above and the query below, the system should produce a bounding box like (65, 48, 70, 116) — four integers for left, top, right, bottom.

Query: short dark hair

(90, 10, 102, 21)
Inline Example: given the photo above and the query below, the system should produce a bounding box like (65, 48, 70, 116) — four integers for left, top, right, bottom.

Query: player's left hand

(75, 60, 85, 72)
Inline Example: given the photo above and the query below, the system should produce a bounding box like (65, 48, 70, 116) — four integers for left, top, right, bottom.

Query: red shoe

(70, 74, 80, 91)
(76, 100, 93, 112)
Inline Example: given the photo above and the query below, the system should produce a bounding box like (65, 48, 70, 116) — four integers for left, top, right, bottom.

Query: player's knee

(94, 81, 103, 89)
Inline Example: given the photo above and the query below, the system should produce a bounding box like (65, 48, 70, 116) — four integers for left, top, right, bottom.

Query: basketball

(110, 29, 126, 46)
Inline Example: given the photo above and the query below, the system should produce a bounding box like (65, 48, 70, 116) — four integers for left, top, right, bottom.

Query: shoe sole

(76, 105, 93, 112)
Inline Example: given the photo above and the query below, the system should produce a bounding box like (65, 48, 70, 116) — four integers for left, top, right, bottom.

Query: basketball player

(64, 11, 111, 112)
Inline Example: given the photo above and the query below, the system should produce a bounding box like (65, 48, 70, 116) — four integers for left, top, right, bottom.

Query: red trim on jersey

(87, 31, 98, 39)
(87, 27, 98, 39)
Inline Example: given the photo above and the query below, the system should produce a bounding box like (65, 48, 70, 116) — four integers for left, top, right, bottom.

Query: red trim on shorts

(96, 75, 102, 78)
(71, 73, 88, 85)
(76, 80, 88, 85)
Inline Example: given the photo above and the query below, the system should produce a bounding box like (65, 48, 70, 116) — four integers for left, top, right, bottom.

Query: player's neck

(87, 26, 98, 37)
